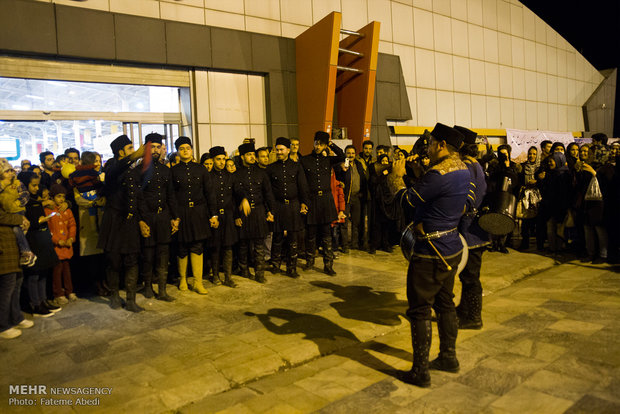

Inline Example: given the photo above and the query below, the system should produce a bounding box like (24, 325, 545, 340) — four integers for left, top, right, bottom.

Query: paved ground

(1, 248, 618, 413)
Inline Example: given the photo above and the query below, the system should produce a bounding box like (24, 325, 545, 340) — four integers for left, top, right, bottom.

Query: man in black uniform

(208, 146, 248, 288)
(235, 142, 275, 283)
(454, 125, 489, 329)
(98, 135, 145, 312)
(388, 123, 471, 387)
(266, 137, 309, 278)
(171, 136, 218, 295)
(300, 131, 345, 275)
(137, 133, 179, 302)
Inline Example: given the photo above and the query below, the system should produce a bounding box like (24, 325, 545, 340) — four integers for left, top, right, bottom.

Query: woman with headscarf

(368, 154, 403, 253)
(566, 142, 579, 171)
(537, 152, 571, 258)
(550, 142, 566, 154)
(517, 146, 540, 250)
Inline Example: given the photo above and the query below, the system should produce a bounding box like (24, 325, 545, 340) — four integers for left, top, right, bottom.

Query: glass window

(0, 120, 124, 162)
(0, 77, 180, 113)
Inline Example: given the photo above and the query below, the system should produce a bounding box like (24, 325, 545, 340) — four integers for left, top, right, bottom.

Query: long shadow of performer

(246, 308, 411, 375)
(310, 281, 408, 326)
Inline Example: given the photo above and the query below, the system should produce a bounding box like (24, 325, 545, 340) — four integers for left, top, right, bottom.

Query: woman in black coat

(537, 152, 572, 256)
(18, 171, 59, 317)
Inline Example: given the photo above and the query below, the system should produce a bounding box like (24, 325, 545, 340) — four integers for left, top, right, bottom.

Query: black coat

(235, 164, 275, 239)
(266, 158, 309, 232)
(137, 162, 178, 246)
(24, 198, 58, 274)
(335, 158, 369, 204)
(209, 168, 244, 247)
(171, 161, 216, 243)
(98, 157, 141, 254)
(538, 169, 571, 222)
(300, 143, 345, 225)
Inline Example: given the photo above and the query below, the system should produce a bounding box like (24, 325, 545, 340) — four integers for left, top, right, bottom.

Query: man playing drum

(454, 126, 490, 330)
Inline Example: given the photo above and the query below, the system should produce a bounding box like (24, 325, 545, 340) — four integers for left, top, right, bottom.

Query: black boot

(430, 312, 460, 373)
(107, 268, 123, 309)
(458, 291, 483, 330)
(286, 257, 300, 278)
(303, 256, 315, 271)
(211, 251, 222, 285)
(156, 277, 175, 302)
(323, 260, 336, 276)
(239, 241, 253, 279)
(455, 287, 469, 321)
(399, 320, 432, 387)
(254, 240, 266, 283)
(125, 266, 144, 313)
(269, 260, 281, 274)
(221, 250, 237, 287)
(156, 266, 175, 303)
(255, 269, 266, 283)
(143, 276, 154, 299)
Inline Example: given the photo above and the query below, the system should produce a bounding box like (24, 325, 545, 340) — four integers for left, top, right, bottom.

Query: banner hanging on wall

(506, 129, 575, 163)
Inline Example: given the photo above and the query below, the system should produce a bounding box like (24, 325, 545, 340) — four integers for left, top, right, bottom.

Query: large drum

(400, 224, 469, 275)
(478, 191, 517, 236)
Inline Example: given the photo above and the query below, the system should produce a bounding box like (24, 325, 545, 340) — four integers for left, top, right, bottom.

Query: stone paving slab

(182, 263, 620, 414)
(0, 249, 605, 413)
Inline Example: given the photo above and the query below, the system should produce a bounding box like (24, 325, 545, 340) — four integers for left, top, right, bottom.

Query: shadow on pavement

(310, 281, 408, 326)
(246, 308, 411, 376)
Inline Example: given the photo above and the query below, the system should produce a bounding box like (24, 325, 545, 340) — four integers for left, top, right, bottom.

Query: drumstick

(427, 239, 452, 271)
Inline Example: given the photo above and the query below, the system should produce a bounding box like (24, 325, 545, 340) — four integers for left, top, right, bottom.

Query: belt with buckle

(219, 208, 225, 215)
(188, 201, 194, 208)
(317, 190, 323, 196)
(250, 201, 256, 208)
(156, 207, 163, 214)
(283, 199, 290, 204)
(416, 228, 458, 241)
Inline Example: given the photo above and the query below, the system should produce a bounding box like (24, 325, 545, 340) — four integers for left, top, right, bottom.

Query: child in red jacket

(46, 184, 77, 305)
(330, 169, 347, 254)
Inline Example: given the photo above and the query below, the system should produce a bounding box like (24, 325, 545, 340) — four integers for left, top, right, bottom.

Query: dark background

(521, 0, 620, 136)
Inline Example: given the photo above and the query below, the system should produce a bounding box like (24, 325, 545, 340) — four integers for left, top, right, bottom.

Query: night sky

(521, 0, 620, 136)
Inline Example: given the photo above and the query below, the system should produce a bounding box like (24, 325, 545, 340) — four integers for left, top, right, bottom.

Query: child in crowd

(46, 184, 77, 305)
(70, 151, 108, 295)
(0, 158, 36, 266)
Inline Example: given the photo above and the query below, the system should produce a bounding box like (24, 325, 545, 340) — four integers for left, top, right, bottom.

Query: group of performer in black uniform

(98, 131, 346, 312)
(91, 124, 491, 389)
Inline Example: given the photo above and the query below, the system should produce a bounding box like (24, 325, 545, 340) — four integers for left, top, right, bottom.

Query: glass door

(123, 122, 181, 155)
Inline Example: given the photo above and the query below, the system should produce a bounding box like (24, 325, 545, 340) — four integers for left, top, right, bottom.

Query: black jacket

(335, 158, 369, 204)
(300, 143, 345, 225)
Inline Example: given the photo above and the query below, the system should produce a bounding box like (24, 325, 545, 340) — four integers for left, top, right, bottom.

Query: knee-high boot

(107, 268, 122, 309)
(286, 238, 300, 278)
(399, 320, 432, 387)
(463, 292, 483, 329)
(222, 249, 236, 287)
(429, 311, 459, 372)
(190, 253, 208, 294)
(156, 253, 175, 302)
(239, 240, 254, 280)
(211, 249, 222, 285)
(177, 256, 189, 291)
(457, 289, 483, 330)
(254, 240, 266, 283)
(455, 286, 469, 321)
(125, 265, 144, 313)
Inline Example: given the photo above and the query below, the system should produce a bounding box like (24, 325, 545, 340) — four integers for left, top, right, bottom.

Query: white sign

(506, 129, 575, 163)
